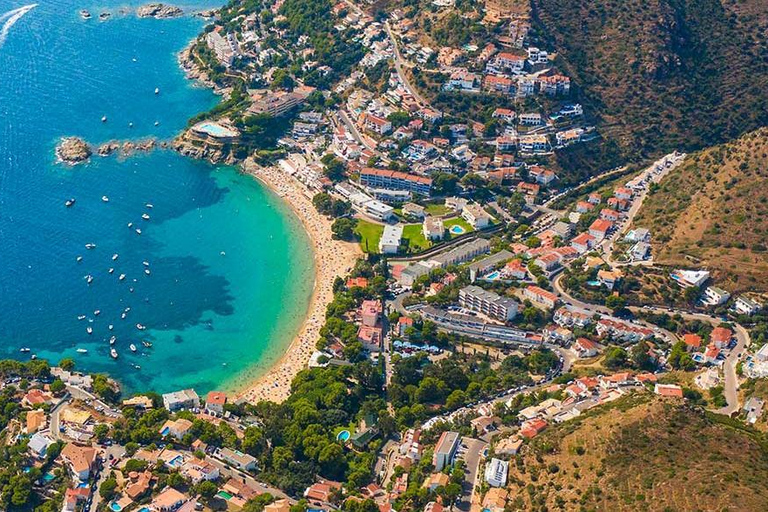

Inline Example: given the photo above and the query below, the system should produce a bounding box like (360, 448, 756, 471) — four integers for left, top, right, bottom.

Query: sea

(0, 0, 315, 394)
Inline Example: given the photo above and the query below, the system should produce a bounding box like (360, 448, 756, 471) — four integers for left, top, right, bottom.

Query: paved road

(456, 437, 487, 512)
(384, 21, 429, 107)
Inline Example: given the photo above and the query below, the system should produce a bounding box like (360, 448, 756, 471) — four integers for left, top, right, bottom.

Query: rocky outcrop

(56, 137, 92, 165)
(97, 141, 120, 156)
(172, 136, 236, 164)
(136, 3, 183, 18)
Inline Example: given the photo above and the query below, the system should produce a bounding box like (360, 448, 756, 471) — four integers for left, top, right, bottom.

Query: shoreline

(228, 158, 361, 404)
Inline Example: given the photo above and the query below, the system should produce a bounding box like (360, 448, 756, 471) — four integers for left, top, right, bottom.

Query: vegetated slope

(633, 127, 768, 291)
(532, 0, 768, 163)
(507, 395, 768, 511)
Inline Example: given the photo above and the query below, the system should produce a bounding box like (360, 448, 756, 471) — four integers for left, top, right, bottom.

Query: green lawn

(402, 224, 432, 252)
(444, 217, 474, 238)
(355, 220, 384, 253)
(424, 203, 450, 216)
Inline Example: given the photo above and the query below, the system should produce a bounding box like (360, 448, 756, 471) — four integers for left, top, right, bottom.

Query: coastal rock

(136, 3, 183, 19)
(56, 137, 92, 165)
(97, 141, 120, 156)
(196, 9, 217, 19)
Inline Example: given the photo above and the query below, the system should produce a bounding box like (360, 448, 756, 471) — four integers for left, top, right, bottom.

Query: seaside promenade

(235, 159, 361, 404)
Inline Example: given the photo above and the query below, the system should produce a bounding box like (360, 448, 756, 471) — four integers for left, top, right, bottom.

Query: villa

(162, 389, 200, 412)
(461, 203, 492, 229)
(379, 224, 403, 254)
(485, 458, 509, 487)
(219, 447, 257, 471)
(159, 418, 193, 440)
(422, 216, 444, 241)
(151, 487, 188, 511)
(60, 443, 98, 481)
(588, 219, 613, 240)
(205, 391, 227, 415)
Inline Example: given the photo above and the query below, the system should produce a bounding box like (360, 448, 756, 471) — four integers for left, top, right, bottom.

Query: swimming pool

(167, 455, 184, 468)
(43, 472, 56, 482)
(217, 491, 233, 500)
(337, 430, 351, 442)
(450, 225, 466, 235)
(485, 271, 501, 280)
(110, 503, 122, 512)
(160, 426, 170, 436)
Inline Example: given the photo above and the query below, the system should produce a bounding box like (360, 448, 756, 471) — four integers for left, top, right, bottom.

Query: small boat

(142, 213, 150, 220)
(77, 315, 86, 320)
(109, 336, 116, 345)
(101, 116, 107, 123)
(129, 344, 137, 352)
(110, 348, 118, 359)
(136, 323, 146, 331)
(155, 88, 160, 95)
(108, 268, 114, 274)
(85, 275, 94, 284)
(112, 253, 118, 261)
(119, 274, 126, 281)
(80, 9, 91, 19)
(76, 348, 88, 354)
(220, 251, 226, 256)
(142, 341, 152, 348)
(154, 121, 160, 126)
(65, 198, 76, 207)
(133, 364, 141, 370)
(127, 222, 133, 228)
(86, 326, 93, 335)
(124, 307, 131, 312)
(142, 261, 150, 267)
(31, 355, 37, 360)
(108, 324, 114, 330)
(99, 12, 110, 21)
(101, 196, 109, 202)
(19, 348, 30, 353)
(146, 203, 153, 209)
(144, 269, 151, 276)
(94, 310, 101, 316)
(128, 122, 133, 128)
(85, 243, 96, 249)
(121, 312, 127, 319)
(129, 287, 135, 293)
(135, 228, 142, 235)
(76, 256, 83, 262)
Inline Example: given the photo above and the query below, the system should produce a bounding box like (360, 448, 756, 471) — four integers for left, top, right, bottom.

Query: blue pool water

(0, 0, 314, 394)
(337, 430, 351, 442)
(450, 225, 466, 235)
(110, 503, 122, 512)
(485, 271, 501, 280)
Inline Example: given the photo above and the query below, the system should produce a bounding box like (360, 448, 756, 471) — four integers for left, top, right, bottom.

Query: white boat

(142, 213, 150, 220)
(142, 341, 152, 348)
(144, 269, 151, 276)
(19, 348, 30, 353)
(76, 348, 88, 354)
(121, 312, 127, 319)
(76, 256, 83, 262)
(129, 344, 137, 352)
(135, 228, 142, 235)
(154, 88, 160, 95)
(112, 253, 118, 261)
(110, 348, 118, 359)
(85, 243, 96, 249)
(108, 268, 114, 274)
(124, 307, 131, 312)
(142, 261, 149, 267)
(102, 196, 109, 202)
(31, 355, 37, 360)
(77, 315, 86, 320)
(108, 324, 114, 331)
(136, 323, 146, 330)
(109, 336, 116, 345)
(80, 9, 91, 19)
(133, 364, 141, 370)
(154, 121, 160, 126)
(86, 326, 93, 334)
(128, 122, 133, 128)
(85, 275, 94, 284)
(119, 274, 126, 281)
(146, 203, 153, 208)
(65, 198, 76, 207)
(94, 310, 101, 316)
(101, 116, 107, 123)
(128, 222, 133, 228)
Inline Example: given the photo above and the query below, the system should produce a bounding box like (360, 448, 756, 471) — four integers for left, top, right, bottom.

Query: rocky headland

(56, 137, 92, 165)
(56, 137, 161, 164)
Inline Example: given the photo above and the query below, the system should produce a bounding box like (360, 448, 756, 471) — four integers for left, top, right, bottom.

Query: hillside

(633, 128, 768, 291)
(532, 0, 768, 167)
(506, 395, 768, 511)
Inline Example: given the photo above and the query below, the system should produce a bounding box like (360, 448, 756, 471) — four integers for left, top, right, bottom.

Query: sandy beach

(233, 158, 361, 404)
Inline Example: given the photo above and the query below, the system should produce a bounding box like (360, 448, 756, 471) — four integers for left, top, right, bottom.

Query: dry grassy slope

(507, 394, 768, 511)
(633, 127, 768, 291)
(531, 0, 768, 159)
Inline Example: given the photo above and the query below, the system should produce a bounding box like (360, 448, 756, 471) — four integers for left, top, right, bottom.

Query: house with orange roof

(23, 388, 53, 408)
(682, 333, 702, 350)
(520, 418, 547, 438)
(60, 443, 98, 481)
(654, 383, 683, 398)
(346, 277, 369, 289)
(205, 391, 227, 415)
(573, 337, 599, 358)
(588, 219, 613, 241)
(710, 327, 733, 348)
(571, 232, 596, 253)
(151, 487, 187, 511)
(523, 285, 558, 309)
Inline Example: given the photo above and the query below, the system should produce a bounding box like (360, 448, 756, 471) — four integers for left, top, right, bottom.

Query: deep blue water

(0, 1, 315, 394)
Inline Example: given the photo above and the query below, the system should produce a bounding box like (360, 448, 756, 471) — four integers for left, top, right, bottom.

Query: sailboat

(110, 348, 118, 359)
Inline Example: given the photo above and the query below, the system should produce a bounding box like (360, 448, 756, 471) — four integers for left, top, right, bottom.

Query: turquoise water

(450, 225, 465, 235)
(0, 1, 314, 394)
(336, 430, 350, 442)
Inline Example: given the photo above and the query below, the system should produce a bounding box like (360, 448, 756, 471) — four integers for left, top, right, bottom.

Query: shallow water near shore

(0, 0, 314, 394)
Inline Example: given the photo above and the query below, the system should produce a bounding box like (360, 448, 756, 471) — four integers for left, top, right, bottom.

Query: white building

(163, 389, 200, 412)
(422, 217, 444, 241)
(703, 286, 731, 306)
(484, 458, 509, 488)
(734, 296, 762, 316)
(461, 203, 492, 229)
(379, 224, 403, 254)
(459, 285, 518, 321)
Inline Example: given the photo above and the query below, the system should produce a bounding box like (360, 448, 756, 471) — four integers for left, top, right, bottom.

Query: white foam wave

(0, 4, 38, 49)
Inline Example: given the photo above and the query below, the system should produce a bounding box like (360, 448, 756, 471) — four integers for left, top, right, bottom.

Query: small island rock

(136, 3, 183, 18)
(56, 137, 92, 165)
